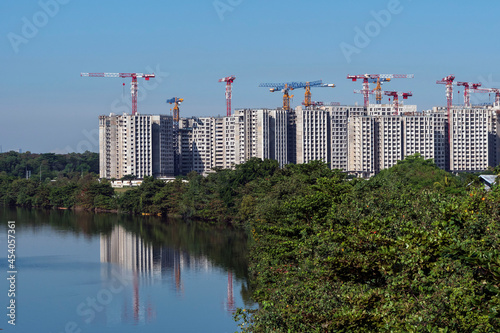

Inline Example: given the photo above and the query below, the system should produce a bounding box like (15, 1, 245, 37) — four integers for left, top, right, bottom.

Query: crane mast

(456, 81, 482, 107)
(384, 91, 412, 115)
(167, 97, 184, 123)
(219, 76, 236, 117)
(436, 75, 456, 146)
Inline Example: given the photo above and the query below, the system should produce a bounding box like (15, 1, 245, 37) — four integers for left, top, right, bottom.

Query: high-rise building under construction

(99, 113, 174, 179)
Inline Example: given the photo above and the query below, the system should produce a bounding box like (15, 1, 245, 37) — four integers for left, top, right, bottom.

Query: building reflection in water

(100, 225, 236, 324)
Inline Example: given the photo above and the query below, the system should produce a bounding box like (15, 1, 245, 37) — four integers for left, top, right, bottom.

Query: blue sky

(2, 0, 500, 153)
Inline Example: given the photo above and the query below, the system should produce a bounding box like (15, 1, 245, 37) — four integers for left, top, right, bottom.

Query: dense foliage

(235, 155, 500, 332)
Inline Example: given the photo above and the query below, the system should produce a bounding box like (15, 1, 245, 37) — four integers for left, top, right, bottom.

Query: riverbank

(0, 205, 254, 333)
(3, 155, 500, 331)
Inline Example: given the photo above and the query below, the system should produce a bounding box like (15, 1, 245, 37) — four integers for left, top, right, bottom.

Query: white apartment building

(212, 117, 225, 169)
(367, 103, 417, 116)
(178, 117, 215, 175)
(269, 109, 288, 167)
(376, 116, 403, 171)
(222, 116, 237, 168)
(98, 105, 499, 179)
(424, 108, 449, 170)
(450, 107, 489, 172)
(327, 105, 366, 171)
(402, 115, 435, 161)
(233, 109, 271, 162)
(324, 106, 348, 171)
(347, 116, 377, 177)
(99, 113, 174, 179)
(295, 106, 329, 165)
(487, 109, 499, 167)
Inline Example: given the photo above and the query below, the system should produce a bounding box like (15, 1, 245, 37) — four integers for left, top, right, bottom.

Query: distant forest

(0, 151, 99, 180)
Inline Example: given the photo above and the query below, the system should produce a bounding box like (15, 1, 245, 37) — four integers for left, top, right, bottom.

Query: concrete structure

(99, 113, 174, 179)
(99, 104, 500, 180)
(222, 116, 237, 168)
(348, 116, 377, 177)
(367, 103, 417, 116)
(402, 114, 435, 161)
(178, 117, 215, 175)
(346, 111, 436, 177)
(425, 108, 449, 170)
(323, 105, 365, 171)
(376, 116, 403, 171)
(269, 109, 288, 167)
(295, 106, 329, 165)
(233, 109, 271, 162)
(449, 107, 490, 172)
(487, 109, 499, 168)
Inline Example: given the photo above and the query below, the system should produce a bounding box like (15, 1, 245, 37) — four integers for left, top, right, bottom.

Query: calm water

(0, 207, 254, 332)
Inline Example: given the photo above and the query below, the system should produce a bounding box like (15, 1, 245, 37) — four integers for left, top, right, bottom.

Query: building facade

(99, 104, 500, 179)
(99, 113, 174, 179)
(347, 116, 377, 177)
(295, 106, 329, 165)
(449, 107, 490, 172)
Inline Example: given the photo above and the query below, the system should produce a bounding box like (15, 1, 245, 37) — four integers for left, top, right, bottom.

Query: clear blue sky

(2, 0, 500, 153)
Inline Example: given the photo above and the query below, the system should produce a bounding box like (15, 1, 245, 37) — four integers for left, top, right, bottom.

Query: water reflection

(100, 223, 240, 324)
(0, 207, 254, 332)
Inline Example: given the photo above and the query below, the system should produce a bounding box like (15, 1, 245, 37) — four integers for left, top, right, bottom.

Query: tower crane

(353, 89, 412, 115)
(436, 75, 456, 145)
(303, 81, 335, 107)
(167, 97, 183, 175)
(436, 75, 456, 113)
(166, 97, 184, 124)
(469, 87, 500, 106)
(384, 91, 412, 115)
(373, 78, 385, 104)
(259, 80, 334, 110)
(218, 76, 235, 117)
(456, 81, 482, 107)
(80, 72, 155, 115)
(347, 74, 414, 108)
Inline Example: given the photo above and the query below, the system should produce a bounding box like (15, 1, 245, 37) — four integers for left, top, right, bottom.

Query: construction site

(80, 72, 500, 179)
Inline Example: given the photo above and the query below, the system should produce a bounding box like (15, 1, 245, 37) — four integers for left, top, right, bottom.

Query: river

(0, 207, 254, 332)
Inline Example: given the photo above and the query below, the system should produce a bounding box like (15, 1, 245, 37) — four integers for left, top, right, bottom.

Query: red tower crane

(436, 75, 456, 114)
(353, 89, 412, 115)
(457, 81, 482, 107)
(81, 72, 155, 115)
(384, 91, 413, 115)
(347, 74, 414, 108)
(469, 87, 500, 106)
(219, 75, 236, 117)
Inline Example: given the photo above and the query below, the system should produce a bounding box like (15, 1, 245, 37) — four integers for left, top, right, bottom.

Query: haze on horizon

(2, 0, 500, 153)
